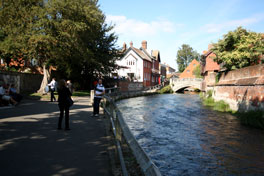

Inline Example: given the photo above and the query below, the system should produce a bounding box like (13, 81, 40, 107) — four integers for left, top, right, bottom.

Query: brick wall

(212, 64, 264, 112)
(118, 81, 144, 92)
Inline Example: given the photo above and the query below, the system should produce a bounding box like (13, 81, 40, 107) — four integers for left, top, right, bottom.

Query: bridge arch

(173, 84, 200, 92)
(170, 78, 203, 92)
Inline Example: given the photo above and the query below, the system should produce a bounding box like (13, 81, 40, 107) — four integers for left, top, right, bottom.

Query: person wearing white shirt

(92, 79, 105, 117)
(48, 78, 57, 102)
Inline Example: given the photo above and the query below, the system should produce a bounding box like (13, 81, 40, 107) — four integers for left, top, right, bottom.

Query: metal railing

(102, 93, 162, 176)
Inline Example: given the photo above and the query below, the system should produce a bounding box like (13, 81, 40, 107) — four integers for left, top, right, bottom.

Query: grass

(26, 90, 90, 100)
(72, 90, 90, 97)
(26, 92, 58, 100)
(213, 100, 232, 112)
(201, 90, 232, 112)
(203, 97, 215, 106)
(200, 90, 264, 129)
(158, 85, 173, 94)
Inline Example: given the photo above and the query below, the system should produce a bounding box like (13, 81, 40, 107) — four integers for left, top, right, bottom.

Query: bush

(203, 97, 215, 106)
(206, 90, 213, 98)
(159, 85, 173, 94)
(201, 93, 232, 112)
(213, 100, 231, 112)
(199, 92, 204, 98)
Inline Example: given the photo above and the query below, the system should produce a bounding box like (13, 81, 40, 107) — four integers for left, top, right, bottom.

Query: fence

(92, 85, 162, 176)
(102, 94, 162, 176)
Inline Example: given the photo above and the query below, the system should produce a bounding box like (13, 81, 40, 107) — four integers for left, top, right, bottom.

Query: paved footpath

(0, 97, 112, 176)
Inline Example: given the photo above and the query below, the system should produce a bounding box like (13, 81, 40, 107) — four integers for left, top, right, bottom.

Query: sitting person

(9, 84, 23, 102)
(0, 84, 18, 106)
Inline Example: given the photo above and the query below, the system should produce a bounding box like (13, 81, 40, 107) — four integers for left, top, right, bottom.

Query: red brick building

(201, 45, 220, 89)
(151, 50, 160, 86)
(179, 59, 200, 78)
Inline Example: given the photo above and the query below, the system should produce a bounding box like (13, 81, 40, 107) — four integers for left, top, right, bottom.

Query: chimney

(208, 44, 213, 51)
(123, 42, 127, 51)
(130, 41, 133, 47)
(141, 40, 147, 50)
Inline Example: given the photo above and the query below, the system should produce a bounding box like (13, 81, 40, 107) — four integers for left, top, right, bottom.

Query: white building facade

(116, 40, 160, 87)
(116, 49, 144, 82)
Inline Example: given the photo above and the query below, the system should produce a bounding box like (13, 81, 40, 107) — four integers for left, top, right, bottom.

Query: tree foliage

(176, 44, 200, 72)
(211, 27, 264, 70)
(192, 64, 203, 78)
(0, 0, 120, 89)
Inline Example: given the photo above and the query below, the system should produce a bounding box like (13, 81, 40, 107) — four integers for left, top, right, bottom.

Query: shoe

(95, 114, 99, 117)
(91, 114, 95, 117)
(57, 127, 62, 130)
(65, 128, 71, 131)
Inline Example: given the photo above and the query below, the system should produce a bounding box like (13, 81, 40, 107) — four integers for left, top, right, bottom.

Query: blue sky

(99, 0, 264, 71)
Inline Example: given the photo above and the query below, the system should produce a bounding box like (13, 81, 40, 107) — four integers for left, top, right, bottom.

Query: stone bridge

(170, 78, 203, 92)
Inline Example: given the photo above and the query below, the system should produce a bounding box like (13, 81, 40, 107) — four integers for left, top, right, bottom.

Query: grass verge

(158, 85, 173, 94)
(200, 90, 264, 129)
(25, 90, 90, 100)
(200, 91, 232, 113)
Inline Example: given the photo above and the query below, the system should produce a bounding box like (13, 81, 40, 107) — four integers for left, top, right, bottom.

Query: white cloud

(203, 14, 264, 33)
(106, 15, 181, 37)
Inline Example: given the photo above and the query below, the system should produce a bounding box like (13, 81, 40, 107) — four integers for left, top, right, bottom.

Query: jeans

(58, 104, 69, 129)
(50, 88, 56, 102)
(93, 97, 102, 115)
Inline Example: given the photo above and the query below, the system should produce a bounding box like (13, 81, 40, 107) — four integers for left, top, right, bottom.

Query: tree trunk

(37, 64, 50, 94)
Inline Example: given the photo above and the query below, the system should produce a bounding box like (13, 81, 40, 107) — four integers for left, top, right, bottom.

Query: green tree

(192, 64, 203, 78)
(0, 0, 47, 69)
(0, 0, 120, 91)
(45, 0, 120, 88)
(176, 44, 200, 72)
(211, 27, 264, 70)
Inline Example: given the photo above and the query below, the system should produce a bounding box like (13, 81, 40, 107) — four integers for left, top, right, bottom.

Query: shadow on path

(0, 97, 111, 176)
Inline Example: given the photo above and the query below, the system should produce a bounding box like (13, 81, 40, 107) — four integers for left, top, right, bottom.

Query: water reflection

(116, 94, 264, 176)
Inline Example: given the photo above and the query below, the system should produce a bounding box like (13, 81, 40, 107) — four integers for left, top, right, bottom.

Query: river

(116, 94, 264, 176)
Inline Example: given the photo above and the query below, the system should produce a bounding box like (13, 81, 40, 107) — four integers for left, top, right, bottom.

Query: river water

(116, 94, 264, 176)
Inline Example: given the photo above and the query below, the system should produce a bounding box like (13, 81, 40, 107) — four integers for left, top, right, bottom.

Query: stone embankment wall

(212, 64, 264, 112)
(0, 71, 43, 93)
(101, 89, 161, 176)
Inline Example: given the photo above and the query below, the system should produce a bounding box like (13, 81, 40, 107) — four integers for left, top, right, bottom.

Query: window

(193, 64, 196, 66)
(187, 70, 190, 73)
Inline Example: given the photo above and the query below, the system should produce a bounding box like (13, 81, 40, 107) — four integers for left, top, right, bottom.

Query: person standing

(92, 78, 105, 117)
(57, 79, 72, 130)
(67, 80, 73, 94)
(48, 78, 57, 102)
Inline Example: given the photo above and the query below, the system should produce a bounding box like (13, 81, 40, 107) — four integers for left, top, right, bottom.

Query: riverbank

(200, 90, 264, 129)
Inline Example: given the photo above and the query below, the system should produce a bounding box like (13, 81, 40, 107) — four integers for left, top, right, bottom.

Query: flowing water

(116, 94, 264, 176)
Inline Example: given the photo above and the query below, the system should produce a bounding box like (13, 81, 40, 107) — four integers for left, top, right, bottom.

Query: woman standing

(57, 79, 72, 130)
